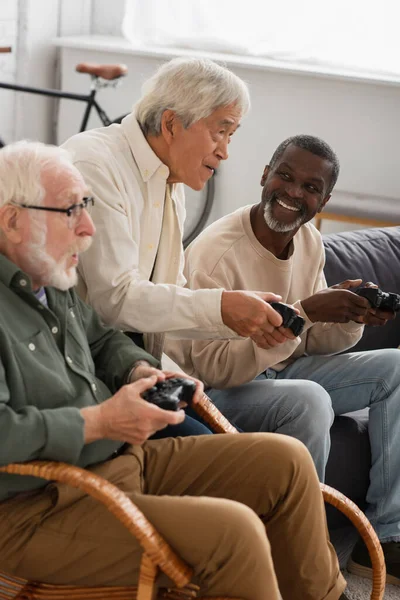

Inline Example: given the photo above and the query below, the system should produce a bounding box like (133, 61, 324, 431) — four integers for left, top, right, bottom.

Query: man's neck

(250, 203, 296, 260)
(146, 134, 174, 181)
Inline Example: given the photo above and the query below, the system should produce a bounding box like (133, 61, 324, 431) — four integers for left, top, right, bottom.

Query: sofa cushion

(323, 226, 400, 351)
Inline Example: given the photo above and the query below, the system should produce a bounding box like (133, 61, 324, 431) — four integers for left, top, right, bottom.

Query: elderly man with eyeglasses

(0, 141, 349, 600)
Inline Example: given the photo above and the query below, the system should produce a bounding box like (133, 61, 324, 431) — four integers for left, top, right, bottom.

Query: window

(122, 0, 400, 77)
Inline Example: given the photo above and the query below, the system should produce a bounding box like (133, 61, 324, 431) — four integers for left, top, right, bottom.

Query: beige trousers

(0, 433, 346, 600)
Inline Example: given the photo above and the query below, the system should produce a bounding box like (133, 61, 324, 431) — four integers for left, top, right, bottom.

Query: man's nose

(76, 207, 96, 237)
(285, 181, 303, 198)
(216, 138, 229, 161)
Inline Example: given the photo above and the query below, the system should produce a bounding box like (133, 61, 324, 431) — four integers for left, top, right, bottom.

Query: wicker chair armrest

(193, 394, 239, 434)
(0, 461, 192, 588)
(321, 483, 385, 600)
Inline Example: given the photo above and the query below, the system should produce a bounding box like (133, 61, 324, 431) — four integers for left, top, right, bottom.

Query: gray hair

(269, 135, 340, 195)
(0, 140, 75, 209)
(136, 57, 250, 136)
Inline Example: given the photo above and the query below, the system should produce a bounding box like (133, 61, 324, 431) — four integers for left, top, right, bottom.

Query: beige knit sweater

(165, 205, 364, 389)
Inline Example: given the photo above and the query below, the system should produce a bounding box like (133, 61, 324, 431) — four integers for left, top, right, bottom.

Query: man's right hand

(221, 290, 291, 349)
(81, 375, 185, 445)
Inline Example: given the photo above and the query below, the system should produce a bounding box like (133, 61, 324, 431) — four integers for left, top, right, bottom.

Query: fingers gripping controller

(142, 378, 197, 411)
(269, 302, 305, 336)
(356, 287, 400, 312)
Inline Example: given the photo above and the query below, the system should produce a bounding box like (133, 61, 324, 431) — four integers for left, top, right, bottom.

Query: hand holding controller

(269, 302, 305, 336)
(141, 377, 197, 411)
(356, 286, 400, 312)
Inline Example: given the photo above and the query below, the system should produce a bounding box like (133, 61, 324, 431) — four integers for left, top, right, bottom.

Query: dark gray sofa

(322, 226, 400, 555)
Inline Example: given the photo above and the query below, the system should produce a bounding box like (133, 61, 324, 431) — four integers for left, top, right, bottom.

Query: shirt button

(51, 326, 58, 334)
(160, 166, 169, 177)
(66, 356, 73, 364)
(148, 244, 154, 250)
(153, 202, 160, 208)
(70, 310, 75, 318)
(19, 279, 27, 287)
(91, 383, 97, 392)
(28, 343, 35, 351)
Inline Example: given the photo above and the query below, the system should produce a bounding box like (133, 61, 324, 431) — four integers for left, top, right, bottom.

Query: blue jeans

(208, 348, 400, 541)
(150, 407, 213, 439)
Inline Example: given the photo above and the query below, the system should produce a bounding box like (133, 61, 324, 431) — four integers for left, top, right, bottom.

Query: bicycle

(0, 61, 129, 147)
(0, 59, 214, 246)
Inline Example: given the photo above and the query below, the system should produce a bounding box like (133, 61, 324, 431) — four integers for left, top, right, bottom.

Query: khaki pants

(0, 433, 346, 600)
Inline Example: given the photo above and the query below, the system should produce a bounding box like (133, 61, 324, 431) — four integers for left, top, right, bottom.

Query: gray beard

(26, 214, 82, 291)
(263, 202, 305, 233)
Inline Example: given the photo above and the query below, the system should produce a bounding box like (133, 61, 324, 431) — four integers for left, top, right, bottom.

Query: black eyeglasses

(11, 197, 95, 227)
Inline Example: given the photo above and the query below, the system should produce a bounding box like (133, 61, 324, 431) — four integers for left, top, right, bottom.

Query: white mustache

(70, 236, 92, 256)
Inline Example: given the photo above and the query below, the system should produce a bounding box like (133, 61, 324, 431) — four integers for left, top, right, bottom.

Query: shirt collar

(0, 253, 34, 290)
(120, 110, 170, 183)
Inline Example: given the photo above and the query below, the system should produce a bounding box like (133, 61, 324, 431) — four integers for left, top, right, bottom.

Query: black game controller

(142, 377, 197, 411)
(356, 287, 400, 312)
(269, 302, 305, 336)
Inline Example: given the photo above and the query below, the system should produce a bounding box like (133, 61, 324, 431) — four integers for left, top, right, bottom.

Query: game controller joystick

(142, 377, 196, 411)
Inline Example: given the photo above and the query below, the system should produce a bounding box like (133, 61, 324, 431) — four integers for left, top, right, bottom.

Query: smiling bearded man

(166, 134, 400, 587)
(261, 141, 331, 234)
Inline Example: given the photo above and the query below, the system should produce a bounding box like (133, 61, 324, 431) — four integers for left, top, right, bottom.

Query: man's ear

(160, 109, 179, 144)
(0, 204, 24, 243)
(260, 165, 270, 187)
(317, 194, 331, 213)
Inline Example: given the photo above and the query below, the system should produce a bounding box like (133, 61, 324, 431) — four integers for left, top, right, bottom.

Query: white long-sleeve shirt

(62, 113, 235, 357)
(165, 205, 364, 388)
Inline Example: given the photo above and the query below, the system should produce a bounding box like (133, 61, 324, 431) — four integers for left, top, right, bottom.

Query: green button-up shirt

(0, 254, 159, 501)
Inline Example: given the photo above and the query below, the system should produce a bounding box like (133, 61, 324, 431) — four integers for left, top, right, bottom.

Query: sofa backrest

(323, 226, 400, 352)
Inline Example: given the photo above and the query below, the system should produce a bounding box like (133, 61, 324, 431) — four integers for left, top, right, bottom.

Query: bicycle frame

(0, 81, 112, 132)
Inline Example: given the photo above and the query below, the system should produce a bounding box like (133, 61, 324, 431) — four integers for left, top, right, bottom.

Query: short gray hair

(0, 140, 75, 209)
(136, 57, 250, 136)
(269, 135, 340, 195)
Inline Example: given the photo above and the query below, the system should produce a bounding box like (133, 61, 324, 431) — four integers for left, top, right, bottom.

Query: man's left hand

(354, 281, 396, 327)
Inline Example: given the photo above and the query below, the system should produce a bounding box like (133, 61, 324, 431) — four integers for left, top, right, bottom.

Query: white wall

(0, 0, 18, 143)
(0, 0, 92, 145)
(1, 2, 399, 234)
(56, 41, 400, 231)
(13, 0, 61, 143)
(0, 0, 121, 145)
(91, 0, 125, 35)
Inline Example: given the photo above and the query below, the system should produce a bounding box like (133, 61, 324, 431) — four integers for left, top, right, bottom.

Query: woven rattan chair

(0, 393, 386, 600)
